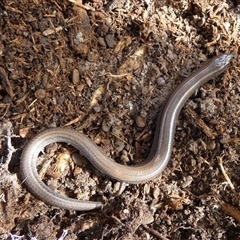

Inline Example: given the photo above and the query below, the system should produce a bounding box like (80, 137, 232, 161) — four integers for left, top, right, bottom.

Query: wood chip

(0, 67, 14, 99)
(184, 108, 217, 139)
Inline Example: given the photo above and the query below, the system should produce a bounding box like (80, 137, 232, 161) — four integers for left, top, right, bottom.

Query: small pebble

(105, 33, 116, 48)
(136, 115, 146, 128)
(156, 77, 166, 86)
(115, 139, 125, 152)
(98, 37, 106, 47)
(35, 89, 46, 100)
(93, 105, 101, 112)
(76, 83, 84, 94)
(181, 176, 193, 188)
(102, 119, 111, 132)
(141, 214, 154, 225)
(72, 152, 87, 167)
(113, 182, 127, 196)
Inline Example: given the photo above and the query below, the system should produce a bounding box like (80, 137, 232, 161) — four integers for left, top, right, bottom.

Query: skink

(20, 54, 233, 210)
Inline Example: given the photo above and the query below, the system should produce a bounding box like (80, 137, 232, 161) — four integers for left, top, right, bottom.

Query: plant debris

(0, 0, 240, 239)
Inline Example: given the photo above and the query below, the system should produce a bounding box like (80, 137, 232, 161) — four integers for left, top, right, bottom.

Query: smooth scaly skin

(20, 54, 233, 210)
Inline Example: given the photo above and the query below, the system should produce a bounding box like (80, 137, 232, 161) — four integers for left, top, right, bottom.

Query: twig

(68, 0, 95, 11)
(2, 121, 18, 169)
(58, 229, 68, 240)
(217, 154, 235, 191)
(220, 202, 240, 224)
(142, 224, 169, 240)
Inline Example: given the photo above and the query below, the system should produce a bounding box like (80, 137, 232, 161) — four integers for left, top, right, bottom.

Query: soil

(0, 0, 240, 239)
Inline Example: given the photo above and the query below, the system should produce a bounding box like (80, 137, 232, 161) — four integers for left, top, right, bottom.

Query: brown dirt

(0, 0, 240, 239)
